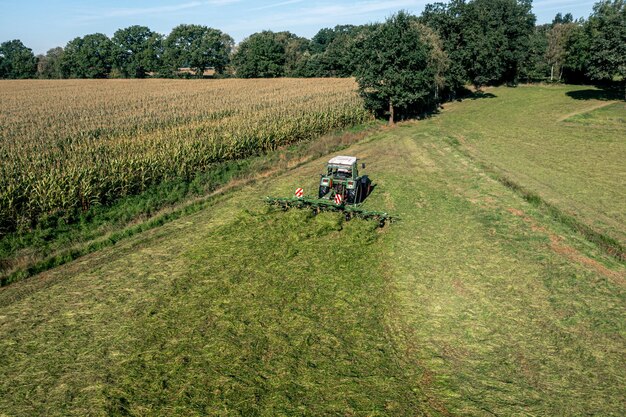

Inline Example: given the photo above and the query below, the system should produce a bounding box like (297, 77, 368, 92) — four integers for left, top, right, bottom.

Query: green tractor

(318, 156, 371, 204)
(266, 155, 396, 226)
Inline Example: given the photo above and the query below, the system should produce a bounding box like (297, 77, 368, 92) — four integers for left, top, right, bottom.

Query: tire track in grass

(506, 207, 625, 287)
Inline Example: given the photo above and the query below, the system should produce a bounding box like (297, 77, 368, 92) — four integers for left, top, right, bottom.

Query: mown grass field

(437, 85, 625, 251)
(0, 85, 624, 416)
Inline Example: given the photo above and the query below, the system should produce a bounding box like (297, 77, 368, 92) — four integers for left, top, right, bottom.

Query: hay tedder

(265, 156, 397, 227)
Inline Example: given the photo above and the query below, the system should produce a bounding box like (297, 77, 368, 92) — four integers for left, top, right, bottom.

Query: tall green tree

(552, 12, 574, 24)
(232, 31, 286, 78)
(61, 34, 115, 78)
(545, 22, 576, 82)
(420, 0, 468, 94)
(587, 0, 626, 99)
(317, 25, 366, 77)
(300, 25, 363, 77)
(275, 32, 310, 77)
(112, 25, 163, 78)
(354, 11, 448, 124)
(460, 0, 536, 87)
(164, 24, 233, 77)
(519, 24, 550, 82)
(310, 26, 349, 54)
(37, 47, 64, 79)
(0, 39, 37, 79)
(562, 20, 592, 83)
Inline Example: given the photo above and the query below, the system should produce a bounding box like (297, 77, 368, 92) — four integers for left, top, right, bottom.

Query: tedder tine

(264, 196, 398, 227)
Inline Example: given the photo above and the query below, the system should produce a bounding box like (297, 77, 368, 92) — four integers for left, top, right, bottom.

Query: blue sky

(1, 0, 598, 55)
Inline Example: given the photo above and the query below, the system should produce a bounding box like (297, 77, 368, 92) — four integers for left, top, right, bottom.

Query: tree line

(1, 0, 624, 119)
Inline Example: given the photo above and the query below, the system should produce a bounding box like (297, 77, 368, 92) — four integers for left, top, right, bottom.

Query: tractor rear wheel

(360, 176, 371, 201)
(347, 186, 358, 204)
(318, 186, 329, 198)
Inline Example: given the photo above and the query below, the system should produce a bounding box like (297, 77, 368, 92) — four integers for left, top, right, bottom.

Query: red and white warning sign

(334, 193, 343, 205)
(295, 188, 304, 198)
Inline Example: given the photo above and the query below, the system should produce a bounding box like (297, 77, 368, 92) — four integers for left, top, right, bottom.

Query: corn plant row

(0, 79, 371, 234)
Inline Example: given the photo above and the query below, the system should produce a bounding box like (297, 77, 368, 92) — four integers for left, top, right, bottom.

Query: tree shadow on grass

(461, 91, 497, 101)
(566, 86, 623, 101)
(383, 87, 498, 123)
(454, 86, 498, 101)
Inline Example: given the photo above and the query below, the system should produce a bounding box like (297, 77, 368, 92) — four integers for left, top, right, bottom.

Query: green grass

(0, 85, 624, 416)
(565, 101, 626, 128)
(436, 85, 626, 250)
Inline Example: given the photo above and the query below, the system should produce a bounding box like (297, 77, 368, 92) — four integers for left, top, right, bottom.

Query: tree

(232, 31, 286, 78)
(421, 0, 536, 90)
(304, 25, 362, 77)
(310, 27, 344, 54)
(562, 20, 592, 83)
(459, 0, 536, 87)
(545, 22, 576, 81)
(112, 25, 163, 78)
(354, 11, 448, 124)
(519, 24, 550, 82)
(420, 0, 469, 95)
(552, 12, 574, 24)
(164, 24, 233, 77)
(586, 0, 626, 99)
(321, 26, 366, 77)
(37, 47, 64, 79)
(280, 34, 310, 77)
(0, 39, 37, 79)
(61, 34, 115, 78)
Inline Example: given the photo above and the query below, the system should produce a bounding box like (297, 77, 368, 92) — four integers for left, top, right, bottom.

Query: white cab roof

(328, 156, 357, 165)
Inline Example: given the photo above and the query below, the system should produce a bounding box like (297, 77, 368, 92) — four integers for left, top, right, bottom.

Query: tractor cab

(319, 156, 370, 204)
(326, 156, 358, 180)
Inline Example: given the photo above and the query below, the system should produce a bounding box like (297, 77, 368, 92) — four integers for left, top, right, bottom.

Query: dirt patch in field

(507, 208, 525, 217)
(452, 279, 469, 296)
(549, 235, 625, 286)
(507, 208, 625, 286)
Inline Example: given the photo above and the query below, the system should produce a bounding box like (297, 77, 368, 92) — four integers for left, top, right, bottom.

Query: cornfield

(0, 78, 371, 235)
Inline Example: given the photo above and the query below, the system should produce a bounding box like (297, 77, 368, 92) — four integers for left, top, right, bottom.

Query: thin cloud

(77, 0, 240, 21)
(97, 2, 203, 19)
(250, 0, 305, 12)
(232, 0, 428, 30)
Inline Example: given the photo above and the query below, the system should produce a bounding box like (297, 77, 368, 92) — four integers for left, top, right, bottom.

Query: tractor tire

(360, 176, 371, 201)
(319, 186, 329, 198)
(347, 187, 358, 204)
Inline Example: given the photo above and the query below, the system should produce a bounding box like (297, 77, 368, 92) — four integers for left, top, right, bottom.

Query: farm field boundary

(0, 78, 370, 239)
(0, 122, 381, 287)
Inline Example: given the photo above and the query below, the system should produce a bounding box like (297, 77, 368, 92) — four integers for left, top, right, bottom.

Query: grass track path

(556, 99, 618, 122)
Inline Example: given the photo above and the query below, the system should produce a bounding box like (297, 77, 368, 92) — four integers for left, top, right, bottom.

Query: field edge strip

(0, 123, 381, 288)
(446, 135, 625, 263)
